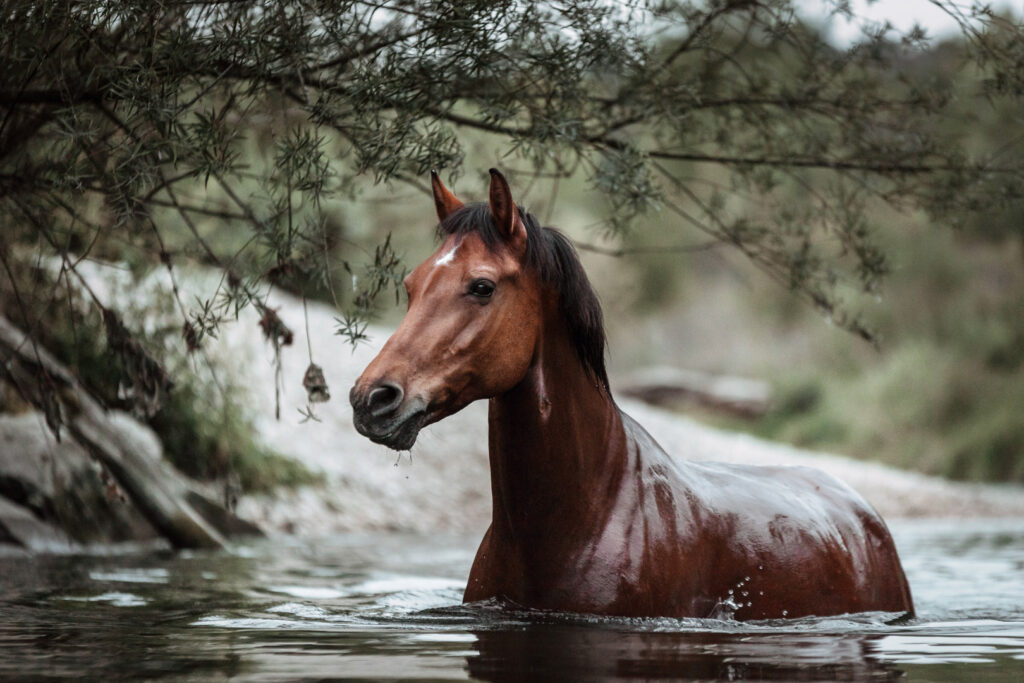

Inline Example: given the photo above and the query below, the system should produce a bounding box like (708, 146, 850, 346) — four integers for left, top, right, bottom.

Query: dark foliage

(1, 1, 1022, 467)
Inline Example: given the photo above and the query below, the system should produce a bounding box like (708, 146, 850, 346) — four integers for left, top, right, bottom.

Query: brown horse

(350, 169, 914, 620)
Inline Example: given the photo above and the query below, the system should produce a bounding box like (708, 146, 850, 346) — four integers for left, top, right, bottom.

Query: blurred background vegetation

(1, 1, 1022, 494)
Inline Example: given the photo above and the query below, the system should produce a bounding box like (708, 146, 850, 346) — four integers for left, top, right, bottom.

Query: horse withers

(349, 169, 913, 620)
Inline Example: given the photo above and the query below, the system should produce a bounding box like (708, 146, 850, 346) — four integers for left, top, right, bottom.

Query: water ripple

(1, 521, 1023, 679)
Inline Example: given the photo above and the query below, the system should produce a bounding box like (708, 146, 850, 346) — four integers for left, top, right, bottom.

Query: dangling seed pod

(303, 363, 330, 403)
(182, 321, 200, 352)
(258, 307, 294, 347)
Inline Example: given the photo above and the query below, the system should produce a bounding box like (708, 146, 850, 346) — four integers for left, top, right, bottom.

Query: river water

(1, 518, 1022, 680)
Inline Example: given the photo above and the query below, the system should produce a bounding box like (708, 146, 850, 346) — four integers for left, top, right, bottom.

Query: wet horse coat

(350, 169, 913, 620)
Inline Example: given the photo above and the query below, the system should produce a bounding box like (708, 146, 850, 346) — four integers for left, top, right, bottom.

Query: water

(1, 519, 1023, 680)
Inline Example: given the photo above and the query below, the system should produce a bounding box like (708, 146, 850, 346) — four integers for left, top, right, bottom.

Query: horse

(349, 168, 914, 620)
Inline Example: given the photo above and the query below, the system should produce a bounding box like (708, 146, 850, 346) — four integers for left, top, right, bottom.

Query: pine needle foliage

(1, 0, 1022, 412)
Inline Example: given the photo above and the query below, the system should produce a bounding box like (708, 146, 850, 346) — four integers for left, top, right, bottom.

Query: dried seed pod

(302, 363, 330, 403)
(182, 321, 200, 352)
(258, 307, 294, 347)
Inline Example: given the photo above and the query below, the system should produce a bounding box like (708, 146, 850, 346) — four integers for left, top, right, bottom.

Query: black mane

(437, 203, 609, 393)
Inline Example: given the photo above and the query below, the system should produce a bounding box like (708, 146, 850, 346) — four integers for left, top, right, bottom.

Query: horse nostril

(366, 381, 404, 417)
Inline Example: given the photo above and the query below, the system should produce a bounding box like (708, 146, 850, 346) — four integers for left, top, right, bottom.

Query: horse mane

(437, 203, 609, 393)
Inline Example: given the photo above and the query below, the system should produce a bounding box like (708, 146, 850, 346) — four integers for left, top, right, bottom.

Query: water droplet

(758, 565, 763, 570)
(742, 591, 748, 597)
(744, 576, 750, 581)
(746, 601, 752, 607)
(782, 610, 788, 617)
(727, 589, 733, 595)
(759, 591, 764, 596)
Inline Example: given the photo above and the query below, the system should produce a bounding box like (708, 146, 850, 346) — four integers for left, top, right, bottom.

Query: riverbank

(226, 287, 1024, 535)
(6, 260, 1021, 545)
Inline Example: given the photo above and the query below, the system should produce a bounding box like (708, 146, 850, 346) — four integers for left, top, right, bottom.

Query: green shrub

(149, 380, 322, 493)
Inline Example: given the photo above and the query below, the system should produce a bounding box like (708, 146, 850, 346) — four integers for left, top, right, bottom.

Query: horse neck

(486, 313, 628, 541)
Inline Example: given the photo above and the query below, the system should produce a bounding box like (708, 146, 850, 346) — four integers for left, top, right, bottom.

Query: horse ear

(431, 170, 464, 222)
(488, 168, 523, 242)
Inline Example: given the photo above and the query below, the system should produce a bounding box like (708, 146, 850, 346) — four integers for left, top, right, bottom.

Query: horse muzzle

(350, 380, 428, 451)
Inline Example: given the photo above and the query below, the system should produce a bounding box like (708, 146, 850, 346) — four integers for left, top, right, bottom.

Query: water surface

(1, 519, 1022, 680)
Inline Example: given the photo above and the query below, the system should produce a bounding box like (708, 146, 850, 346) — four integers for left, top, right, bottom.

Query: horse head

(349, 169, 544, 450)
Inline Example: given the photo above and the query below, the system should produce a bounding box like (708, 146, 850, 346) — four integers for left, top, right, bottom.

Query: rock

(0, 413, 158, 544)
(0, 314, 263, 550)
(0, 496, 75, 552)
(616, 365, 772, 418)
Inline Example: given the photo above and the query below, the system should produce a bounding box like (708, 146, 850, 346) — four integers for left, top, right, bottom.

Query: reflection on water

(470, 627, 896, 681)
(0, 520, 1022, 680)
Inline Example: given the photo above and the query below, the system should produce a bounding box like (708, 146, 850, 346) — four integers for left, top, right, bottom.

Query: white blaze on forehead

(434, 242, 459, 267)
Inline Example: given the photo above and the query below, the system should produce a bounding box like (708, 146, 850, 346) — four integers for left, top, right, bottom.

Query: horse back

(619, 412, 914, 619)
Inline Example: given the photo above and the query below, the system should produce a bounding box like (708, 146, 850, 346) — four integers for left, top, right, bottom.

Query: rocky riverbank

(4, 261, 1023, 549)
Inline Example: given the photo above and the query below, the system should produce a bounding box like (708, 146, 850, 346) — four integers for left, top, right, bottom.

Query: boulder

(0, 314, 262, 550)
(0, 413, 159, 546)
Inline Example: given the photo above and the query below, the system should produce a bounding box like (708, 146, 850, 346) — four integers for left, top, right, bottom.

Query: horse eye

(468, 279, 495, 298)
